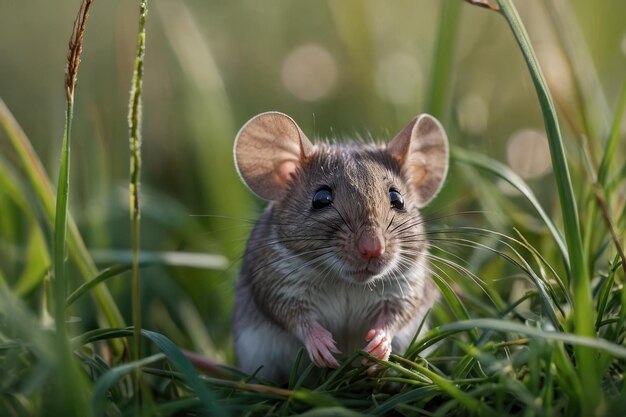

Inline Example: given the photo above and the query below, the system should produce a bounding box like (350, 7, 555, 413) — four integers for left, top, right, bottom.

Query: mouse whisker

(248, 246, 337, 279)
(331, 205, 354, 233)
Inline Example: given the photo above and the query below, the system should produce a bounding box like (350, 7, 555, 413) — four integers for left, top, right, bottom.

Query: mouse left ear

(387, 114, 449, 207)
(234, 112, 314, 201)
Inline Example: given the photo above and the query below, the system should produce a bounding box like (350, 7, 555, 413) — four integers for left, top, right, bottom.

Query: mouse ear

(387, 114, 449, 207)
(234, 112, 314, 201)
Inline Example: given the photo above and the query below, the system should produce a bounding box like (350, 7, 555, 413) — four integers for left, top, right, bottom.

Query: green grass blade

(141, 329, 225, 416)
(430, 275, 477, 341)
(90, 249, 228, 269)
(543, 0, 611, 142)
(128, 0, 148, 389)
(598, 78, 626, 186)
(53, 100, 72, 335)
(492, 0, 597, 409)
(65, 264, 131, 308)
(0, 99, 125, 332)
(425, 0, 462, 120)
(14, 224, 49, 296)
(453, 146, 569, 270)
(92, 353, 166, 416)
(66, 251, 228, 308)
(80, 328, 225, 415)
(439, 318, 626, 358)
(369, 354, 497, 416)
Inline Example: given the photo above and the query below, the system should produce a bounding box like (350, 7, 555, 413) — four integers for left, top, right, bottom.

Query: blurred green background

(1, 0, 625, 362)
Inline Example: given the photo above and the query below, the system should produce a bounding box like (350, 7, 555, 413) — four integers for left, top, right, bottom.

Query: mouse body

(232, 112, 448, 382)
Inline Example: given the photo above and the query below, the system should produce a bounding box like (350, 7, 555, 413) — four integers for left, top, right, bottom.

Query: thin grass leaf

(90, 249, 228, 269)
(430, 275, 478, 342)
(65, 264, 131, 308)
(153, 397, 203, 416)
(369, 386, 439, 416)
(128, 0, 149, 378)
(72, 327, 134, 348)
(288, 348, 305, 389)
(467, 1, 598, 408)
(434, 228, 564, 329)
(453, 146, 569, 270)
(46, 2, 97, 415)
(92, 353, 166, 416)
(595, 270, 616, 330)
(0, 100, 125, 333)
(79, 327, 225, 415)
(13, 225, 49, 297)
(141, 329, 225, 416)
(543, 0, 611, 143)
(598, 79, 626, 186)
(439, 318, 626, 358)
(293, 406, 370, 417)
(364, 353, 497, 416)
(425, 0, 462, 120)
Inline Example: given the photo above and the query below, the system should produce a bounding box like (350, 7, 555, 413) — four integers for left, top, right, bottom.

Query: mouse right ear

(234, 112, 314, 201)
(387, 114, 449, 208)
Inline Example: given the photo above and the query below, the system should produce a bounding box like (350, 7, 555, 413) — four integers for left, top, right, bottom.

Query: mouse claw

(304, 322, 341, 368)
(362, 328, 391, 363)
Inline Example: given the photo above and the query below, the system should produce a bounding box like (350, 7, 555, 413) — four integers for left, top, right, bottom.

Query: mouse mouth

(345, 264, 388, 283)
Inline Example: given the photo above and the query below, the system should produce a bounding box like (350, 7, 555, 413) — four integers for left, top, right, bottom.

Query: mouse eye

(312, 186, 333, 209)
(389, 188, 404, 210)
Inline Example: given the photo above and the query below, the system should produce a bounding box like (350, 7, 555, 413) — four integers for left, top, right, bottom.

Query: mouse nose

(357, 228, 385, 259)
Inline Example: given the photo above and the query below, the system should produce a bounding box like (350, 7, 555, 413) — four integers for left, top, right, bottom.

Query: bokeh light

(506, 128, 552, 179)
(375, 52, 422, 105)
(281, 44, 338, 102)
(456, 94, 489, 136)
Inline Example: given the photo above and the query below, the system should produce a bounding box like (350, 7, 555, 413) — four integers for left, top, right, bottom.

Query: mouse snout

(357, 227, 385, 259)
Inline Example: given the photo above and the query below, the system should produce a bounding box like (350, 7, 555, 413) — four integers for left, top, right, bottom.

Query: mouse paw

(362, 328, 391, 364)
(304, 322, 341, 368)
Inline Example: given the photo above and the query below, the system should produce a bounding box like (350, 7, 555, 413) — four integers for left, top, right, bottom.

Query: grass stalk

(470, 0, 598, 411)
(424, 0, 462, 120)
(543, 0, 610, 144)
(0, 99, 125, 334)
(598, 79, 626, 187)
(128, 0, 148, 399)
(49, 0, 95, 414)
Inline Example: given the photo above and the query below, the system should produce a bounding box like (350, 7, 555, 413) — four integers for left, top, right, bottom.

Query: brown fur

(233, 112, 448, 382)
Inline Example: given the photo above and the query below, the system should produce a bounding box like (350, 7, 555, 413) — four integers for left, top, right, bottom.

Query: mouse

(232, 111, 448, 382)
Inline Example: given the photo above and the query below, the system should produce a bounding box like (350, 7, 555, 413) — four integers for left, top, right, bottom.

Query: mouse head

(234, 112, 448, 284)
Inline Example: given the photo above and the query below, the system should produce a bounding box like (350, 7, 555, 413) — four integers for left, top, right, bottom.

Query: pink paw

(362, 328, 391, 363)
(304, 322, 341, 368)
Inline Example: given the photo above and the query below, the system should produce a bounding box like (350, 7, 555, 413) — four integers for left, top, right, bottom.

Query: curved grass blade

(66, 250, 228, 307)
(453, 146, 569, 270)
(439, 318, 626, 358)
(66, 264, 131, 308)
(543, 0, 611, 142)
(0, 99, 125, 332)
(598, 79, 626, 186)
(90, 249, 228, 269)
(364, 353, 497, 416)
(83, 328, 225, 416)
(493, 0, 594, 384)
(295, 407, 370, 417)
(369, 386, 439, 416)
(141, 329, 224, 416)
(460, 2, 597, 406)
(92, 353, 166, 416)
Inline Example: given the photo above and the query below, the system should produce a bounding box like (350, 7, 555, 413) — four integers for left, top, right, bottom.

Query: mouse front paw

(362, 328, 392, 363)
(303, 322, 341, 368)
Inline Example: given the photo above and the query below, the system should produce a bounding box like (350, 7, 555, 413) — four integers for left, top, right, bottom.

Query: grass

(0, 0, 625, 416)
(128, 0, 148, 397)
